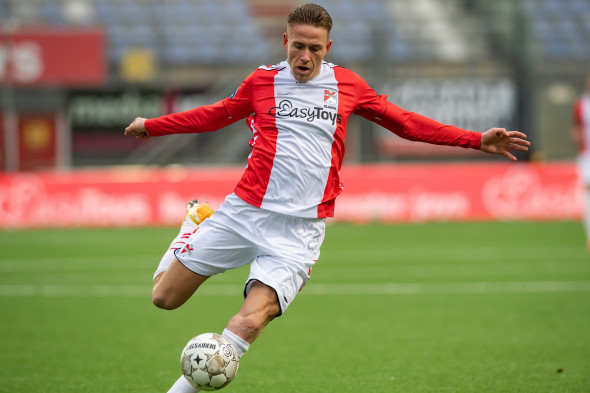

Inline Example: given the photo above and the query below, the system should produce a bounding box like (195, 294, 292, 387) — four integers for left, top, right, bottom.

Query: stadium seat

(5, 0, 589, 66)
(40, 0, 66, 26)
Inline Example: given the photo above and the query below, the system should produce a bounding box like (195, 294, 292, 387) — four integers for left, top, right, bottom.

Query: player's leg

(221, 210, 326, 346)
(151, 200, 214, 309)
(174, 281, 279, 392)
(578, 156, 590, 249)
(165, 195, 317, 392)
(163, 199, 260, 393)
(226, 280, 281, 343)
(152, 259, 209, 310)
(584, 184, 590, 249)
(153, 200, 214, 283)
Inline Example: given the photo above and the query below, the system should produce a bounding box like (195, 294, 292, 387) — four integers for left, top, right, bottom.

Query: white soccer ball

(180, 333, 239, 391)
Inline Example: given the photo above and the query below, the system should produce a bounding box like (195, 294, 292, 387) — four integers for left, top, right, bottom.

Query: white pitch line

(0, 255, 158, 273)
(304, 281, 590, 295)
(1, 281, 590, 298)
(0, 284, 242, 298)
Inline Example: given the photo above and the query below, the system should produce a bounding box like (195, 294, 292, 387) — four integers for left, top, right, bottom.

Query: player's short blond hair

(287, 3, 333, 36)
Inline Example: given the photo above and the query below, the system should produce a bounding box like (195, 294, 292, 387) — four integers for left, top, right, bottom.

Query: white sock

(167, 375, 199, 393)
(154, 218, 198, 282)
(222, 328, 250, 359)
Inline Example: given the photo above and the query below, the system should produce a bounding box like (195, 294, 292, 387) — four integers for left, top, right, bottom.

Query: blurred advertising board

(377, 78, 518, 159)
(0, 162, 580, 229)
(67, 90, 208, 166)
(335, 162, 579, 222)
(68, 91, 162, 166)
(0, 28, 105, 86)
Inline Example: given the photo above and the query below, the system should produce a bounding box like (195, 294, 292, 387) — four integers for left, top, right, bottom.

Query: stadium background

(1, 3, 590, 393)
(0, 0, 588, 227)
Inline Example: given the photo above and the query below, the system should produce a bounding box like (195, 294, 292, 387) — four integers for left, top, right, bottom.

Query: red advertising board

(0, 162, 581, 229)
(0, 28, 105, 86)
(335, 162, 580, 222)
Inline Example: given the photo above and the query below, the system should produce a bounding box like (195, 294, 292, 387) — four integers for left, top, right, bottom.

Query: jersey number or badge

(180, 244, 194, 255)
(324, 89, 337, 105)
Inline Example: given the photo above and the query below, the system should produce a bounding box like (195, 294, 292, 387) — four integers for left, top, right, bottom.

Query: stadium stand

(0, 0, 589, 67)
(1, 0, 587, 167)
(472, 0, 590, 61)
(0, 0, 481, 67)
(1, 0, 269, 65)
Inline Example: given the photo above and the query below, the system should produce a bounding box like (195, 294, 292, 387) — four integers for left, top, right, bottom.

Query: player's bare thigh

(152, 258, 209, 310)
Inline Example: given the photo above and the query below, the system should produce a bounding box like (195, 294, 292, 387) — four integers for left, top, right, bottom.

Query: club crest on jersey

(324, 89, 338, 106)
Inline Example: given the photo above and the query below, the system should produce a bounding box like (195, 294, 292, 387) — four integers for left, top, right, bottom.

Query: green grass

(1, 221, 589, 392)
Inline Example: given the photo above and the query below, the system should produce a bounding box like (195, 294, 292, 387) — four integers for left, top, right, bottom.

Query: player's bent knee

(152, 288, 182, 310)
(152, 294, 175, 310)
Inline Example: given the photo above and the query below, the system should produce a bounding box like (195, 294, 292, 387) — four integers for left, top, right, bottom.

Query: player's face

(284, 23, 332, 82)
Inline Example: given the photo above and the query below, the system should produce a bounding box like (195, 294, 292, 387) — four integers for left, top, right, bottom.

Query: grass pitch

(0, 221, 589, 392)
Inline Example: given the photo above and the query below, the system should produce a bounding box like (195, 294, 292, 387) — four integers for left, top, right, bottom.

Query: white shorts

(174, 194, 326, 315)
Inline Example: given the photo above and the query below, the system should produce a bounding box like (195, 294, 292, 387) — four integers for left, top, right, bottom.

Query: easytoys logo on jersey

(269, 99, 342, 125)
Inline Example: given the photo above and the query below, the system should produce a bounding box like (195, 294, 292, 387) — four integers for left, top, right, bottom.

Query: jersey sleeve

(372, 102, 481, 149)
(350, 73, 388, 119)
(145, 100, 239, 136)
(144, 72, 256, 137)
(222, 71, 256, 119)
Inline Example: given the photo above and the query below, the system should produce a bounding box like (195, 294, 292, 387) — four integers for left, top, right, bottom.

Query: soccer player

(124, 4, 530, 392)
(572, 72, 590, 248)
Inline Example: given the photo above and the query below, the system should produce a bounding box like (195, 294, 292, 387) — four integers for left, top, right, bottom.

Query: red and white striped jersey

(145, 61, 481, 218)
(574, 94, 590, 154)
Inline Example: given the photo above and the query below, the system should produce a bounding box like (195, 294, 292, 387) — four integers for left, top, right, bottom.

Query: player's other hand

(124, 117, 151, 141)
(480, 128, 530, 161)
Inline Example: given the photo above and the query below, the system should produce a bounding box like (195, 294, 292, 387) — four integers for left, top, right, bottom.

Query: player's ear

(283, 32, 289, 50)
(325, 39, 332, 53)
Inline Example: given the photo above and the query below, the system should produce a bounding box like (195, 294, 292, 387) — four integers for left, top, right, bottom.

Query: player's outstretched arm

(480, 128, 530, 161)
(124, 117, 151, 141)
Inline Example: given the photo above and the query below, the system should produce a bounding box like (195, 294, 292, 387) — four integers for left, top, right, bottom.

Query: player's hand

(480, 128, 530, 161)
(124, 117, 151, 141)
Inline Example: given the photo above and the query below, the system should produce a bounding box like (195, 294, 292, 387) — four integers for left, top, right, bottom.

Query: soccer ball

(180, 333, 239, 391)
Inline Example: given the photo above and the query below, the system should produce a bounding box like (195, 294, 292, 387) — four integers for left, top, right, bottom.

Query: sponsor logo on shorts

(180, 244, 194, 255)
